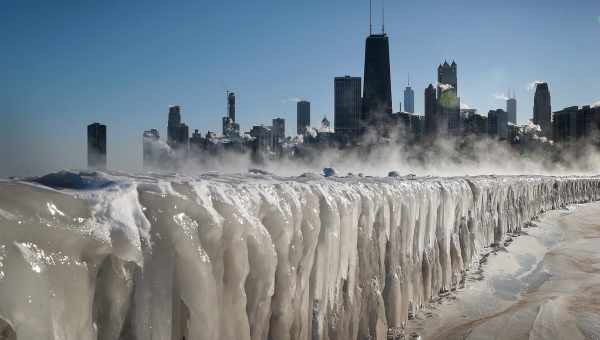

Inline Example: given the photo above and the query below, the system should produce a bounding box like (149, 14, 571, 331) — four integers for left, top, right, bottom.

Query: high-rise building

(533, 82, 552, 136)
(404, 75, 415, 113)
(437, 61, 458, 93)
(297, 100, 310, 135)
(272, 118, 285, 154)
(167, 105, 181, 146)
(404, 86, 414, 113)
(487, 109, 508, 139)
(167, 105, 189, 150)
(507, 96, 517, 124)
(227, 92, 236, 122)
(437, 61, 460, 135)
(334, 76, 362, 142)
(87, 122, 107, 169)
(362, 33, 392, 128)
(424, 84, 437, 136)
(143, 129, 160, 168)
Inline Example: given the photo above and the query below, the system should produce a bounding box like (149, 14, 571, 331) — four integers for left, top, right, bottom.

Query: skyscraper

(222, 92, 240, 137)
(167, 105, 181, 146)
(424, 84, 438, 136)
(507, 95, 517, 124)
(272, 118, 285, 154)
(227, 91, 236, 122)
(487, 109, 508, 139)
(334, 76, 362, 142)
(362, 33, 392, 128)
(403, 84, 415, 113)
(533, 82, 552, 136)
(167, 105, 189, 150)
(87, 122, 107, 169)
(437, 61, 460, 135)
(143, 129, 160, 168)
(297, 100, 310, 135)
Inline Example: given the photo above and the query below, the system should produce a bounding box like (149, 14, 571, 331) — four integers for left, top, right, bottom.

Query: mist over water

(151, 136, 600, 178)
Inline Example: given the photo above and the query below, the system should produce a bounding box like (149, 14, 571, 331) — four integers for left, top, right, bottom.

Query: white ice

(0, 172, 599, 340)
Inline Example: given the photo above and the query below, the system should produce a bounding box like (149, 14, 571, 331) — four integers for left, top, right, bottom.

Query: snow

(0, 172, 600, 339)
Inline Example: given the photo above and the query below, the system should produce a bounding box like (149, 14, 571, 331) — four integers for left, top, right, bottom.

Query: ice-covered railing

(0, 172, 599, 340)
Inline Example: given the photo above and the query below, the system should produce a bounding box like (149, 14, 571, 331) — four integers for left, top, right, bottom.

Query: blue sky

(1, 0, 599, 176)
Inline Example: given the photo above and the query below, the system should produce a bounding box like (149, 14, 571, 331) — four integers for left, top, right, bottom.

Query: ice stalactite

(0, 173, 600, 340)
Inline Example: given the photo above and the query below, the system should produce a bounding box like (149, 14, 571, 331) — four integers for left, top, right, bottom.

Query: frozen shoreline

(402, 202, 600, 340)
(1, 172, 600, 340)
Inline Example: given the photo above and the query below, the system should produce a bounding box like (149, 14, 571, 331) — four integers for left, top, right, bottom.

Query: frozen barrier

(0, 172, 599, 340)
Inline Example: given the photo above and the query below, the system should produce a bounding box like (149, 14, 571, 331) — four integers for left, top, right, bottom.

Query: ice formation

(1, 171, 600, 340)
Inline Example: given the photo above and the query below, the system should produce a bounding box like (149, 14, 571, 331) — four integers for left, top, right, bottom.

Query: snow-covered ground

(0, 171, 600, 340)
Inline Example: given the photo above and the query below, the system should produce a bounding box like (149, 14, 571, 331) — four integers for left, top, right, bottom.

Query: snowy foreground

(0, 171, 600, 340)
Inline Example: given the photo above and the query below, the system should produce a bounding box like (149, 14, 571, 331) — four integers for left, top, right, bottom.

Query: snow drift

(0, 171, 599, 340)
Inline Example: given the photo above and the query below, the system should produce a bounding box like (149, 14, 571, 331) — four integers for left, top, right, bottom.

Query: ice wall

(0, 172, 599, 340)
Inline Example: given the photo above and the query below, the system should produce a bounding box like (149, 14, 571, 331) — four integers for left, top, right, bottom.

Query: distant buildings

(142, 129, 160, 168)
(87, 122, 107, 169)
(222, 92, 240, 137)
(272, 118, 285, 154)
(533, 82, 552, 136)
(424, 84, 438, 136)
(488, 109, 509, 139)
(437, 61, 460, 135)
(227, 91, 236, 122)
(403, 82, 415, 113)
(167, 105, 189, 150)
(297, 100, 310, 135)
(362, 33, 392, 128)
(334, 76, 362, 143)
(553, 105, 600, 143)
(507, 96, 517, 124)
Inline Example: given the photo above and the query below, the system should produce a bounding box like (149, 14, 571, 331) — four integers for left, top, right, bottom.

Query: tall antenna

(369, 0, 372, 35)
(408, 73, 411, 86)
(381, 0, 385, 33)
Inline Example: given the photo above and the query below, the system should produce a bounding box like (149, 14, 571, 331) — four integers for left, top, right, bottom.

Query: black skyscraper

(533, 82, 551, 136)
(87, 122, 107, 169)
(167, 105, 181, 146)
(424, 84, 438, 136)
(167, 105, 189, 150)
(362, 33, 392, 128)
(334, 76, 362, 142)
(297, 100, 310, 135)
(227, 92, 236, 122)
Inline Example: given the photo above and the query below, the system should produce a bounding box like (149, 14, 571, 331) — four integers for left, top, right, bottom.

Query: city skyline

(1, 0, 599, 176)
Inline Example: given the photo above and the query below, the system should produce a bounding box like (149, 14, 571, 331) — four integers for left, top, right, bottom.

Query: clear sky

(1, 0, 599, 176)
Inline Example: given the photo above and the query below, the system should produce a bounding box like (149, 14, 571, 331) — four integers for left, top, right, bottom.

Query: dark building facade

(533, 82, 552, 136)
(437, 61, 460, 135)
(227, 92, 236, 122)
(403, 85, 415, 113)
(334, 76, 362, 143)
(297, 100, 310, 135)
(487, 109, 508, 139)
(424, 84, 438, 136)
(87, 122, 107, 169)
(553, 105, 600, 143)
(167, 105, 181, 145)
(167, 105, 189, 150)
(507, 97, 517, 124)
(362, 33, 392, 128)
(272, 118, 285, 154)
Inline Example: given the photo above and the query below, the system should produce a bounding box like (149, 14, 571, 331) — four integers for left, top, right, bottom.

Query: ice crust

(0, 172, 600, 340)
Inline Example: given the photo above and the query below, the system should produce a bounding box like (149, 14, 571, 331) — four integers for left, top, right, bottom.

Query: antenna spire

(381, 0, 385, 33)
(369, 0, 372, 35)
(408, 73, 411, 86)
